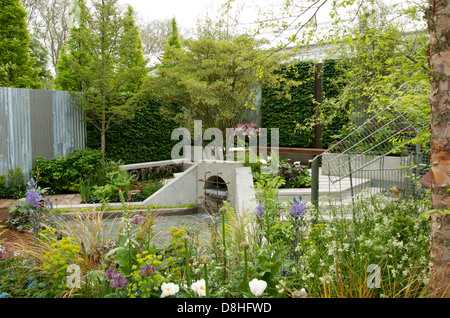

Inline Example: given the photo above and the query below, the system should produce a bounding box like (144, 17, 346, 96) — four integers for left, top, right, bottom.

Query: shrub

(32, 149, 105, 194)
(0, 167, 27, 199)
(86, 98, 178, 164)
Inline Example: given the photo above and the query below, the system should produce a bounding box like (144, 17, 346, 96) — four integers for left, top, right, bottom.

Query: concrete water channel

(57, 207, 220, 249)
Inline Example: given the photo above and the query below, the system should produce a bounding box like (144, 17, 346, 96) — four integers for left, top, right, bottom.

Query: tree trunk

(101, 128, 106, 160)
(427, 0, 450, 295)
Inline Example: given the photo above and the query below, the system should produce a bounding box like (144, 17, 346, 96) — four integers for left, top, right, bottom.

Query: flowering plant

(6, 179, 53, 236)
(249, 278, 267, 297)
(191, 279, 206, 297)
(161, 282, 179, 298)
(234, 123, 261, 138)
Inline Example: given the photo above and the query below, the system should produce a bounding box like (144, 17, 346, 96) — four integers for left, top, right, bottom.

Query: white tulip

(161, 282, 179, 298)
(249, 278, 267, 297)
(191, 279, 206, 297)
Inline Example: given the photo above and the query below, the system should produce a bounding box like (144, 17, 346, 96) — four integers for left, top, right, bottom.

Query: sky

(117, 0, 230, 30)
(117, 0, 335, 45)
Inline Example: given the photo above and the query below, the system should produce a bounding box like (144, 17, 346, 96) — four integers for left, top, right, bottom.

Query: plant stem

(204, 263, 209, 298)
(243, 247, 248, 293)
(185, 241, 191, 286)
(222, 213, 227, 281)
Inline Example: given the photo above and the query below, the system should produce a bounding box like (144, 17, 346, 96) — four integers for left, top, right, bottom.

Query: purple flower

(130, 215, 143, 225)
(109, 274, 129, 289)
(104, 269, 118, 281)
(140, 265, 156, 277)
(104, 269, 129, 289)
(289, 197, 307, 218)
(255, 201, 265, 220)
(25, 186, 42, 209)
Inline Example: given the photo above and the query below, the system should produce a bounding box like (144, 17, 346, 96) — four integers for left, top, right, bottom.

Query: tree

(426, 0, 450, 294)
(138, 18, 173, 56)
(319, 3, 430, 146)
(21, 0, 73, 71)
(55, 0, 148, 159)
(29, 33, 54, 88)
(147, 32, 297, 135)
(167, 17, 182, 49)
(0, 0, 41, 88)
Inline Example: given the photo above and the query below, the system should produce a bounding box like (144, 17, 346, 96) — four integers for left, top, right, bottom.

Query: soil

(0, 194, 82, 259)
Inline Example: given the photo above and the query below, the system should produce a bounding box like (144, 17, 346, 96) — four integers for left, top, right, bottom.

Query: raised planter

(321, 153, 413, 181)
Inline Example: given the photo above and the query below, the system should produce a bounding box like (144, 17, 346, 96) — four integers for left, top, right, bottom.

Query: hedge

(86, 98, 178, 164)
(261, 59, 347, 149)
(261, 61, 316, 148)
(320, 59, 349, 148)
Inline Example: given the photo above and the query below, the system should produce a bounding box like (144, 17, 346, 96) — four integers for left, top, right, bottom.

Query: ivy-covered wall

(320, 59, 348, 148)
(86, 98, 178, 164)
(261, 59, 347, 149)
(261, 61, 316, 148)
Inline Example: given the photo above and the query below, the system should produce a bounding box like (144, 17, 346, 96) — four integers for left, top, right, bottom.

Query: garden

(0, 0, 449, 301)
(0, 151, 439, 298)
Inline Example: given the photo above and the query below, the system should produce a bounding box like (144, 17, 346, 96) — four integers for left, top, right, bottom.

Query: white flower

(249, 278, 267, 297)
(293, 288, 308, 298)
(161, 282, 179, 298)
(191, 279, 206, 297)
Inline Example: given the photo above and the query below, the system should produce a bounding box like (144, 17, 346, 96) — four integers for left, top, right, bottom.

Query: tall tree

(55, 0, 148, 159)
(167, 17, 182, 49)
(148, 32, 298, 134)
(21, 0, 73, 71)
(0, 0, 40, 88)
(426, 0, 450, 294)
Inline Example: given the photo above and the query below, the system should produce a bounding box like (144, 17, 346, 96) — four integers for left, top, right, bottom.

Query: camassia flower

(255, 201, 265, 220)
(191, 279, 206, 297)
(249, 278, 267, 297)
(25, 180, 42, 209)
(161, 282, 179, 298)
(289, 197, 307, 218)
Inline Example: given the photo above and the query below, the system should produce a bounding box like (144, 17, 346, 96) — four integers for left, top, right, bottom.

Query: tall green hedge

(320, 59, 349, 148)
(86, 98, 178, 164)
(320, 59, 348, 148)
(261, 61, 316, 148)
(261, 59, 347, 149)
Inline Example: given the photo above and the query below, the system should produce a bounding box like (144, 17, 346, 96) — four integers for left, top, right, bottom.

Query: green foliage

(149, 33, 296, 133)
(323, 3, 430, 147)
(167, 17, 182, 49)
(0, 167, 26, 199)
(91, 170, 131, 203)
(32, 149, 104, 194)
(42, 237, 82, 294)
(0, 0, 41, 88)
(277, 159, 311, 188)
(86, 98, 178, 164)
(261, 61, 315, 147)
(55, 0, 149, 158)
(320, 59, 349, 148)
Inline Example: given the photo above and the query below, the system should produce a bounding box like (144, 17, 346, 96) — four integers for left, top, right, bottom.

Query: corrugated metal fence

(0, 87, 86, 178)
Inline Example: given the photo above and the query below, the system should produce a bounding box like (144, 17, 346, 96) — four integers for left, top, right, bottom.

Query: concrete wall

(234, 166, 257, 218)
(196, 160, 244, 212)
(143, 164, 198, 207)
